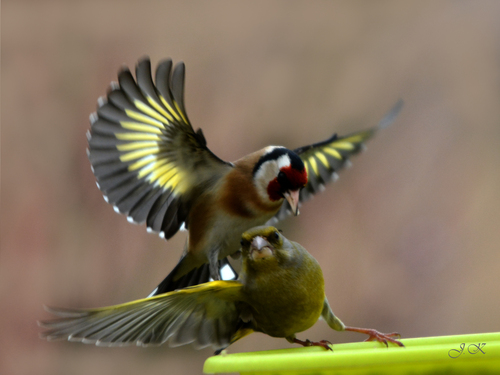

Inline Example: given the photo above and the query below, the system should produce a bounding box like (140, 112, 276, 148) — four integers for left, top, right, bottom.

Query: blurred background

(2, 1, 500, 374)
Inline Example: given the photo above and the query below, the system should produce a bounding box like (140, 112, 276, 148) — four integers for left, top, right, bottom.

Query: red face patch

(267, 166, 308, 202)
(267, 178, 282, 201)
(281, 166, 308, 190)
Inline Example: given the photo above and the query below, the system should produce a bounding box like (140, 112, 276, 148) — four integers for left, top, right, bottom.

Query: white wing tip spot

(110, 81, 120, 90)
(147, 227, 154, 233)
(89, 112, 98, 124)
(179, 223, 187, 231)
(97, 96, 107, 107)
(103, 195, 109, 203)
(127, 216, 136, 224)
(113, 206, 121, 214)
(159, 231, 166, 239)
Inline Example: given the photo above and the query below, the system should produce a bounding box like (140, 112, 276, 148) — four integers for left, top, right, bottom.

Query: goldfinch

(40, 226, 403, 352)
(87, 57, 403, 293)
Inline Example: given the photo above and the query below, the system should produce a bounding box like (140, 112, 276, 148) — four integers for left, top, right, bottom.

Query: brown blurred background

(2, 1, 500, 374)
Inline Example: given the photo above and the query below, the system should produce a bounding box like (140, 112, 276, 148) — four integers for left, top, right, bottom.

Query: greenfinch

(40, 226, 403, 351)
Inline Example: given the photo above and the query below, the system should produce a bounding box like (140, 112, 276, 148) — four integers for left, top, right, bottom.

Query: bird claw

(293, 338, 333, 350)
(364, 331, 401, 345)
(345, 326, 404, 347)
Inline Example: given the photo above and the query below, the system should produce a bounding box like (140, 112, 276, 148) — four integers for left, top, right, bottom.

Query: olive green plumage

(238, 227, 331, 341)
(40, 226, 403, 351)
(40, 226, 345, 350)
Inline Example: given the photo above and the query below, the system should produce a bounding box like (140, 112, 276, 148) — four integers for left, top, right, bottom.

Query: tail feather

(150, 257, 238, 296)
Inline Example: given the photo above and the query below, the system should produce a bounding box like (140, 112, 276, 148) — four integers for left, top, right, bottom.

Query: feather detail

(39, 281, 243, 349)
(270, 100, 403, 222)
(87, 57, 232, 240)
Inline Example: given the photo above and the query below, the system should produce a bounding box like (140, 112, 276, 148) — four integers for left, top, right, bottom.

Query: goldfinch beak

(284, 190, 300, 216)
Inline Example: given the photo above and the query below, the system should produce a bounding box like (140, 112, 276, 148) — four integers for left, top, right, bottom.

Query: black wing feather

(269, 100, 403, 223)
(87, 57, 232, 239)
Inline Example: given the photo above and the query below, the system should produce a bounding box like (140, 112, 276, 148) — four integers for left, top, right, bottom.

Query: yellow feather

(116, 141, 159, 151)
(330, 141, 354, 150)
(128, 155, 157, 171)
(147, 162, 175, 181)
(120, 121, 164, 133)
(159, 96, 182, 122)
(125, 109, 164, 127)
(323, 147, 343, 160)
(315, 152, 329, 167)
(81, 281, 238, 311)
(342, 132, 370, 144)
(183, 280, 241, 292)
(167, 171, 193, 194)
(174, 101, 188, 124)
(230, 327, 254, 344)
(156, 167, 179, 187)
(308, 156, 319, 175)
(137, 158, 169, 179)
(120, 147, 160, 162)
(146, 96, 174, 122)
(163, 172, 184, 190)
(134, 100, 170, 125)
(115, 133, 161, 141)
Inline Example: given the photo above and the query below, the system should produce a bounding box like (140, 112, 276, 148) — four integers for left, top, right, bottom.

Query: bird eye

(240, 239, 247, 247)
(271, 231, 280, 241)
(278, 171, 286, 182)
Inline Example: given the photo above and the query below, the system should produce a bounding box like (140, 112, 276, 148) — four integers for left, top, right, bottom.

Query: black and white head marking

(252, 147, 305, 202)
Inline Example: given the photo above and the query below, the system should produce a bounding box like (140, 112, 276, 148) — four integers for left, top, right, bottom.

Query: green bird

(40, 226, 403, 352)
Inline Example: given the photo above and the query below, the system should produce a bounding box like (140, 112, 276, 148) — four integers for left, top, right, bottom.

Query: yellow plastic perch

(204, 332, 500, 375)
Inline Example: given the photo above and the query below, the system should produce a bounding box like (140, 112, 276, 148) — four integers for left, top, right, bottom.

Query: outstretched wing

(39, 281, 243, 350)
(87, 58, 232, 239)
(271, 100, 403, 221)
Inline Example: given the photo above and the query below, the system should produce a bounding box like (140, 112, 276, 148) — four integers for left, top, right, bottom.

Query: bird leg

(208, 248, 221, 281)
(292, 338, 333, 351)
(344, 326, 404, 347)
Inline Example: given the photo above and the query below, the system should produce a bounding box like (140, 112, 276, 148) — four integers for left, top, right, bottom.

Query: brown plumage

(86, 57, 403, 294)
(220, 151, 283, 218)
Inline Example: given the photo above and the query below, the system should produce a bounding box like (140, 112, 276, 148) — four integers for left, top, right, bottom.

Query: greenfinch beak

(250, 236, 274, 260)
(284, 190, 300, 216)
